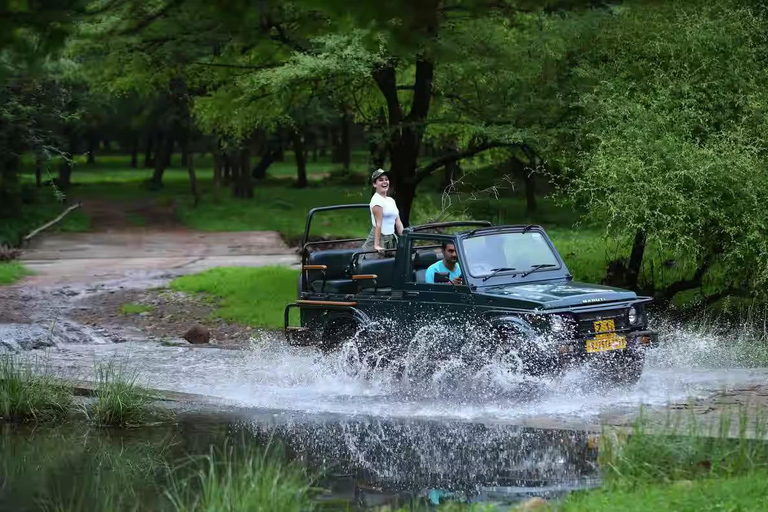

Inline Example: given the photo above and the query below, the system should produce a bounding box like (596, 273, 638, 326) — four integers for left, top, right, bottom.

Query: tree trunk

(213, 151, 222, 189)
(232, 147, 253, 198)
(86, 133, 97, 165)
(442, 159, 463, 190)
(0, 153, 21, 218)
(524, 171, 537, 214)
(222, 152, 232, 185)
(330, 127, 342, 163)
(520, 146, 538, 214)
(180, 135, 189, 167)
(240, 148, 253, 198)
(187, 151, 199, 207)
(292, 130, 308, 189)
(163, 135, 173, 167)
(626, 229, 647, 291)
(374, 58, 434, 226)
(57, 135, 76, 190)
(151, 132, 170, 188)
(340, 114, 351, 172)
(252, 149, 275, 180)
(57, 160, 72, 190)
(143, 133, 154, 168)
(130, 137, 139, 168)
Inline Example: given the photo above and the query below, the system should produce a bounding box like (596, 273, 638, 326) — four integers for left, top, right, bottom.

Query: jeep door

(397, 235, 478, 350)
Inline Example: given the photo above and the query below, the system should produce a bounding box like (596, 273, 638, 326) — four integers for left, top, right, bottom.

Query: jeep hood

(478, 280, 638, 310)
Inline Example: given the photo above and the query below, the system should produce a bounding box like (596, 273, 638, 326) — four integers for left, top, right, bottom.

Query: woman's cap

(371, 168, 388, 182)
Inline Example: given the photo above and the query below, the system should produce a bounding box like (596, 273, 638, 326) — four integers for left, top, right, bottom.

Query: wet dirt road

(19, 230, 299, 286)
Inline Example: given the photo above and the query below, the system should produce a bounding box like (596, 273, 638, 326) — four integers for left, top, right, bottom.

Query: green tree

(565, 0, 768, 300)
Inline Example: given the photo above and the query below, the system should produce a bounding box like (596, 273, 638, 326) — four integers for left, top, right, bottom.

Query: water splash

(22, 312, 768, 424)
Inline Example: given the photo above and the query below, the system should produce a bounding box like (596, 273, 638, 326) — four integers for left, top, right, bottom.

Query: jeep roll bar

(301, 204, 370, 250)
(406, 220, 492, 233)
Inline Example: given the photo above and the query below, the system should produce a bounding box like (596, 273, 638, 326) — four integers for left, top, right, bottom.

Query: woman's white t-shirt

(369, 194, 399, 235)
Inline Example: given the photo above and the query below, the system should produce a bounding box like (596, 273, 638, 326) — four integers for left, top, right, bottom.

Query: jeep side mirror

(434, 272, 450, 283)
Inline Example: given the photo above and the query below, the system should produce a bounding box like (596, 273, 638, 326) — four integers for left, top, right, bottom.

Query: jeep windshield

(462, 232, 560, 281)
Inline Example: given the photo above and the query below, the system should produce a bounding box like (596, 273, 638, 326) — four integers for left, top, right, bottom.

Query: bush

(0, 356, 73, 422)
(599, 411, 768, 488)
(81, 362, 156, 427)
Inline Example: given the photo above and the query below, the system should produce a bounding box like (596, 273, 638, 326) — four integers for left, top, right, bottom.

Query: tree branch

(372, 63, 404, 125)
(659, 254, 716, 300)
(406, 58, 434, 123)
(415, 141, 514, 183)
(117, 0, 184, 35)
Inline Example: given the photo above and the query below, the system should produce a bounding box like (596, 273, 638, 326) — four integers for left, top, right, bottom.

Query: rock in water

(183, 324, 210, 344)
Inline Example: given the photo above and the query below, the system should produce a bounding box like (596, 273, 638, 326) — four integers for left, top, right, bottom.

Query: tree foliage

(565, 0, 768, 296)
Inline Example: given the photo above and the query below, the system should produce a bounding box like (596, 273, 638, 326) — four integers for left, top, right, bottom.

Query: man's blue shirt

(425, 260, 462, 284)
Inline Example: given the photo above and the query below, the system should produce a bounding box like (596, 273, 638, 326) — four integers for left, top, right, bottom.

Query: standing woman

(362, 168, 404, 255)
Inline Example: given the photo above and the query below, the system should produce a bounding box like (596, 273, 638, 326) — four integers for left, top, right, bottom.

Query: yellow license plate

(586, 319, 626, 353)
(586, 334, 627, 353)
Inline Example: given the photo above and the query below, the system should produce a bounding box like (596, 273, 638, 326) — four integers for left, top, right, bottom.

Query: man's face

(443, 243, 458, 264)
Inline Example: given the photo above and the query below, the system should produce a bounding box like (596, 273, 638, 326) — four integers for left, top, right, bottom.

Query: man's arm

(425, 265, 436, 284)
(452, 263, 463, 285)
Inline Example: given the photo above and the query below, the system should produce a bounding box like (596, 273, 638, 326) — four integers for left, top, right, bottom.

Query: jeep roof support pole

(300, 204, 369, 292)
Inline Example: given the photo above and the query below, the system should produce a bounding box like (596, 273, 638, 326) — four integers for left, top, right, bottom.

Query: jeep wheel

(591, 351, 645, 386)
(321, 319, 359, 353)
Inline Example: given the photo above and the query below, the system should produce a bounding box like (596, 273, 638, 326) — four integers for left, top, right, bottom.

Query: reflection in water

(0, 414, 598, 511)
(239, 412, 600, 506)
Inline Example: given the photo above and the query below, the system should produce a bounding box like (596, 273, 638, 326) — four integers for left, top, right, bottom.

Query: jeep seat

(306, 248, 359, 293)
(355, 257, 395, 289)
(413, 251, 440, 283)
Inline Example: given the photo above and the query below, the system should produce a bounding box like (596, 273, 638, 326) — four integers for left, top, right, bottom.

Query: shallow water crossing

(10, 314, 768, 507)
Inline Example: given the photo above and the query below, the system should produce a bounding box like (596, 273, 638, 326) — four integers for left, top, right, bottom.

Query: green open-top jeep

(285, 205, 655, 384)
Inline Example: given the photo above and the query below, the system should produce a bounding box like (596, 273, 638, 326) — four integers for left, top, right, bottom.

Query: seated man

(425, 242, 463, 285)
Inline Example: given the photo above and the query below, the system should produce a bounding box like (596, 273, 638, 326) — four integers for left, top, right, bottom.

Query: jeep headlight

(628, 306, 639, 325)
(549, 314, 571, 333)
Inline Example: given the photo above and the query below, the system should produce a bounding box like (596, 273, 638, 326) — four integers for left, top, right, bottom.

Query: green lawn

(170, 266, 300, 329)
(561, 472, 768, 512)
(0, 262, 32, 285)
(12, 154, 718, 296)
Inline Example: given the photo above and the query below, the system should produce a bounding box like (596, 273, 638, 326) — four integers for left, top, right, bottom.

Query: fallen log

(23, 202, 82, 243)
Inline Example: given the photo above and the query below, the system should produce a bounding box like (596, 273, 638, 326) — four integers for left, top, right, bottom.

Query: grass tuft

(170, 266, 300, 329)
(0, 261, 32, 285)
(0, 356, 73, 422)
(82, 361, 155, 427)
(598, 410, 768, 489)
(165, 444, 314, 512)
(120, 302, 153, 315)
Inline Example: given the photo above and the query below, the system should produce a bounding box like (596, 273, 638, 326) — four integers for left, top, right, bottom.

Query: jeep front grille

(575, 309, 629, 335)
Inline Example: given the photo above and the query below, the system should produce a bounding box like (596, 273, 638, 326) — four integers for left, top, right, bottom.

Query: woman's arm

(395, 216, 404, 236)
(372, 205, 384, 251)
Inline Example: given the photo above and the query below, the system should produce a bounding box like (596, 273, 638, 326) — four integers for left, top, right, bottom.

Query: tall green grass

(599, 410, 768, 488)
(81, 362, 156, 427)
(165, 445, 314, 512)
(0, 356, 73, 422)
